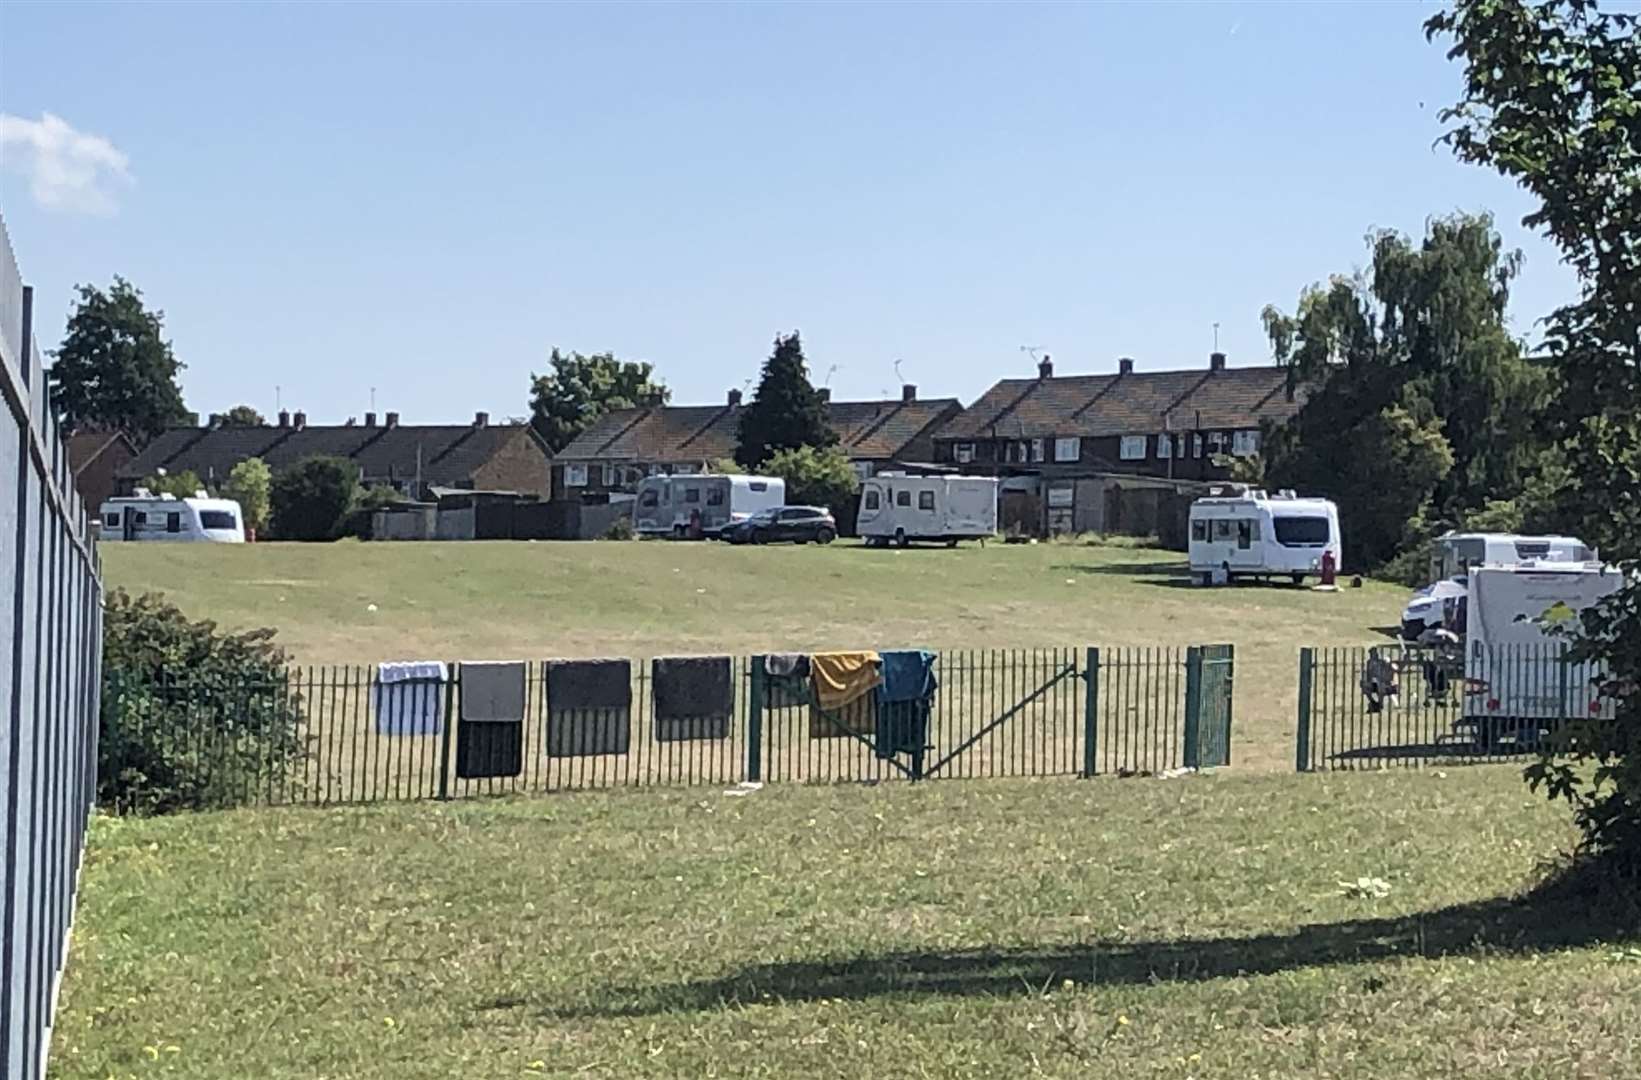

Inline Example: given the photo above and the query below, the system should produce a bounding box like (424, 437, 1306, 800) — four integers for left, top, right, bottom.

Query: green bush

(600, 515, 636, 541)
(270, 455, 358, 540)
(100, 590, 307, 814)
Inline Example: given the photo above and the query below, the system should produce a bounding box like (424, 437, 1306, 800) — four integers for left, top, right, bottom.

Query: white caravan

(633, 474, 785, 538)
(1187, 487, 1341, 584)
(98, 491, 246, 543)
(1400, 532, 1595, 638)
(1461, 561, 1623, 743)
(857, 474, 998, 547)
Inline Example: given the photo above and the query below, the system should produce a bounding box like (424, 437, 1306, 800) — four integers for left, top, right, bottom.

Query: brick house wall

(472, 428, 554, 498)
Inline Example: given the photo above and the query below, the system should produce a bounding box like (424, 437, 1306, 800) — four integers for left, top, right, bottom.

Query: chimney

(1118, 357, 1135, 375)
(365, 411, 377, 427)
(473, 410, 489, 428)
(385, 411, 400, 428)
(1210, 351, 1227, 371)
(1037, 354, 1053, 379)
(293, 411, 307, 431)
(277, 409, 291, 428)
(901, 384, 917, 402)
(727, 389, 742, 407)
(816, 388, 831, 404)
(207, 412, 222, 428)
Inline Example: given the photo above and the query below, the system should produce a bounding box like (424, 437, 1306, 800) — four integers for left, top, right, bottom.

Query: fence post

(437, 664, 457, 800)
(1183, 646, 1202, 770)
(1081, 647, 1099, 778)
(746, 656, 764, 784)
(1296, 648, 1314, 773)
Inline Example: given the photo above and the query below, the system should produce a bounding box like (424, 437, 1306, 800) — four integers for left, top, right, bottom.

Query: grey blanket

(653, 656, 733, 741)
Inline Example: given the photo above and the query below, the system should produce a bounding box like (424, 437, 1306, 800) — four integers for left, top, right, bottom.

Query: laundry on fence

(372, 661, 447, 735)
(875, 650, 938, 759)
(763, 653, 812, 708)
(545, 658, 633, 757)
(458, 661, 527, 778)
(809, 651, 884, 739)
(653, 656, 733, 741)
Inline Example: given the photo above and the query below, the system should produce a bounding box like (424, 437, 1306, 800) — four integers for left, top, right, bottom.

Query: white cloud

(0, 112, 133, 215)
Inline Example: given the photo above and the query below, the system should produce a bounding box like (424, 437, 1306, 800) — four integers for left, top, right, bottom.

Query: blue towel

(879, 650, 938, 703)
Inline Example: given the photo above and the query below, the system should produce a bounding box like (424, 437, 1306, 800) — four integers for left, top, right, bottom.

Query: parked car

(723, 506, 837, 545)
(1400, 575, 1469, 639)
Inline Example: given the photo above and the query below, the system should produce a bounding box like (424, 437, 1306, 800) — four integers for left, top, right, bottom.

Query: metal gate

(1185, 644, 1234, 768)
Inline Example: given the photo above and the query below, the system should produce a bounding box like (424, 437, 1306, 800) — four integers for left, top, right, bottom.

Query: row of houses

(69, 352, 1301, 539)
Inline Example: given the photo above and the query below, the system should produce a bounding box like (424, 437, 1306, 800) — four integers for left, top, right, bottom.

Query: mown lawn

(101, 539, 1405, 772)
(50, 769, 1640, 1079)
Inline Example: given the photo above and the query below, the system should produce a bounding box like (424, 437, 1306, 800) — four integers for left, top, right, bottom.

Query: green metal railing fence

(1295, 643, 1615, 771)
(104, 646, 1236, 810)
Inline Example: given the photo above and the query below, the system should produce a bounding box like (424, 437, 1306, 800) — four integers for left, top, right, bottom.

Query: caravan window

(1274, 517, 1330, 546)
(1513, 541, 1550, 559)
(166, 513, 181, 534)
(1236, 521, 1253, 549)
(864, 489, 881, 510)
(749, 481, 768, 492)
(133, 512, 147, 525)
(199, 511, 236, 530)
(918, 491, 935, 511)
(896, 490, 911, 507)
(1213, 520, 1234, 542)
(1191, 520, 1207, 542)
(707, 488, 725, 507)
(103, 513, 120, 528)
(640, 489, 659, 508)
(683, 487, 700, 504)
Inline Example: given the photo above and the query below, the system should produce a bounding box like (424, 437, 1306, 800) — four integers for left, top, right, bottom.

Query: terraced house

(932, 353, 1302, 538)
(549, 386, 962, 495)
(117, 410, 551, 499)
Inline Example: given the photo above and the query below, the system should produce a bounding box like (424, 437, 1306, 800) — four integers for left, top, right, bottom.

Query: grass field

(50, 768, 1640, 1079)
(102, 539, 1406, 773)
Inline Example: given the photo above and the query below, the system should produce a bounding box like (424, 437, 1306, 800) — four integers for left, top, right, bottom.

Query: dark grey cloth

(653, 656, 733, 741)
(765, 653, 809, 678)
(546, 658, 632, 711)
(763, 654, 812, 709)
(460, 661, 527, 722)
(547, 659, 632, 757)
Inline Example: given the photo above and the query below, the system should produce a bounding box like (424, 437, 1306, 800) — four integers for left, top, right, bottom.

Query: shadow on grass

(539, 884, 1640, 1019)
(1330, 742, 1530, 763)
(1054, 562, 1189, 579)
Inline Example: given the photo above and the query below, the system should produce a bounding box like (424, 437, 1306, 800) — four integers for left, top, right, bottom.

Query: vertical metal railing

(2, 218, 104, 1080)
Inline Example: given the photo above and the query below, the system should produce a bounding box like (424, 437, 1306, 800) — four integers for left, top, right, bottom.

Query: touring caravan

(98, 491, 246, 543)
(1461, 561, 1623, 744)
(1187, 487, 1341, 585)
(1400, 531, 1595, 638)
(633, 474, 785, 538)
(857, 474, 998, 547)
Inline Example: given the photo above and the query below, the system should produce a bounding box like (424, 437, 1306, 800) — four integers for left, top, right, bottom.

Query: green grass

(50, 769, 1639, 1079)
(102, 540, 1405, 772)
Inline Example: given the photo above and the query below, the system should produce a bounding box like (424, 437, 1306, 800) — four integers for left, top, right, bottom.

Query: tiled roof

(936, 366, 1300, 440)
(117, 423, 537, 486)
(555, 398, 961, 463)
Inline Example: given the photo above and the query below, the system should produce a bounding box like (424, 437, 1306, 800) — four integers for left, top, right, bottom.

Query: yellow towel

(810, 651, 883, 711)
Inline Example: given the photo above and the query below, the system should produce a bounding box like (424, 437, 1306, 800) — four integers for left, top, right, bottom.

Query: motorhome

(632, 474, 785, 538)
(98, 491, 246, 543)
(1400, 531, 1595, 638)
(1187, 487, 1341, 585)
(857, 474, 998, 547)
(1460, 561, 1623, 745)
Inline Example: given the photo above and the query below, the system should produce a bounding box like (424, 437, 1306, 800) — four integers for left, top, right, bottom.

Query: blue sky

(1, 1, 1573, 423)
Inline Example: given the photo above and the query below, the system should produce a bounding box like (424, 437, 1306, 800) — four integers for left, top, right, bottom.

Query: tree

(760, 446, 860, 518)
(1260, 214, 1547, 568)
(736, 332, 837, 469)
(269, 456, 358, 541)
(1428, 0, 1641, 876)
(221, 405, 266, 427)
(224, 457, 272, 536)
(142, 470, 205, 499)
(529, 349, 668, 455)
(48, 277, 189, 443)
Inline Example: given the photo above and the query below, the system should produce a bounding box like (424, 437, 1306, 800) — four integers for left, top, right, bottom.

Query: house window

(1207, 432, 1229, 456)
(1054, 437, 1080, 463)
(918, 490, 935, 511)
(864, 489, 881, 511)
(1030, 438, 1045, 463)
(601, 464, 617, 487)
(564, 463, 588, 487)
(955, 443, 975, 464)
(1191, 520, 1207, 542)
(853, 461, 874, 480)
(1232, 430, 1261, 457)
(1157, 435, 1174, 459)
(1192, 434, 1203, 458)
(896, 490, 911, 507)
(1119, 436, 1147, 460)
